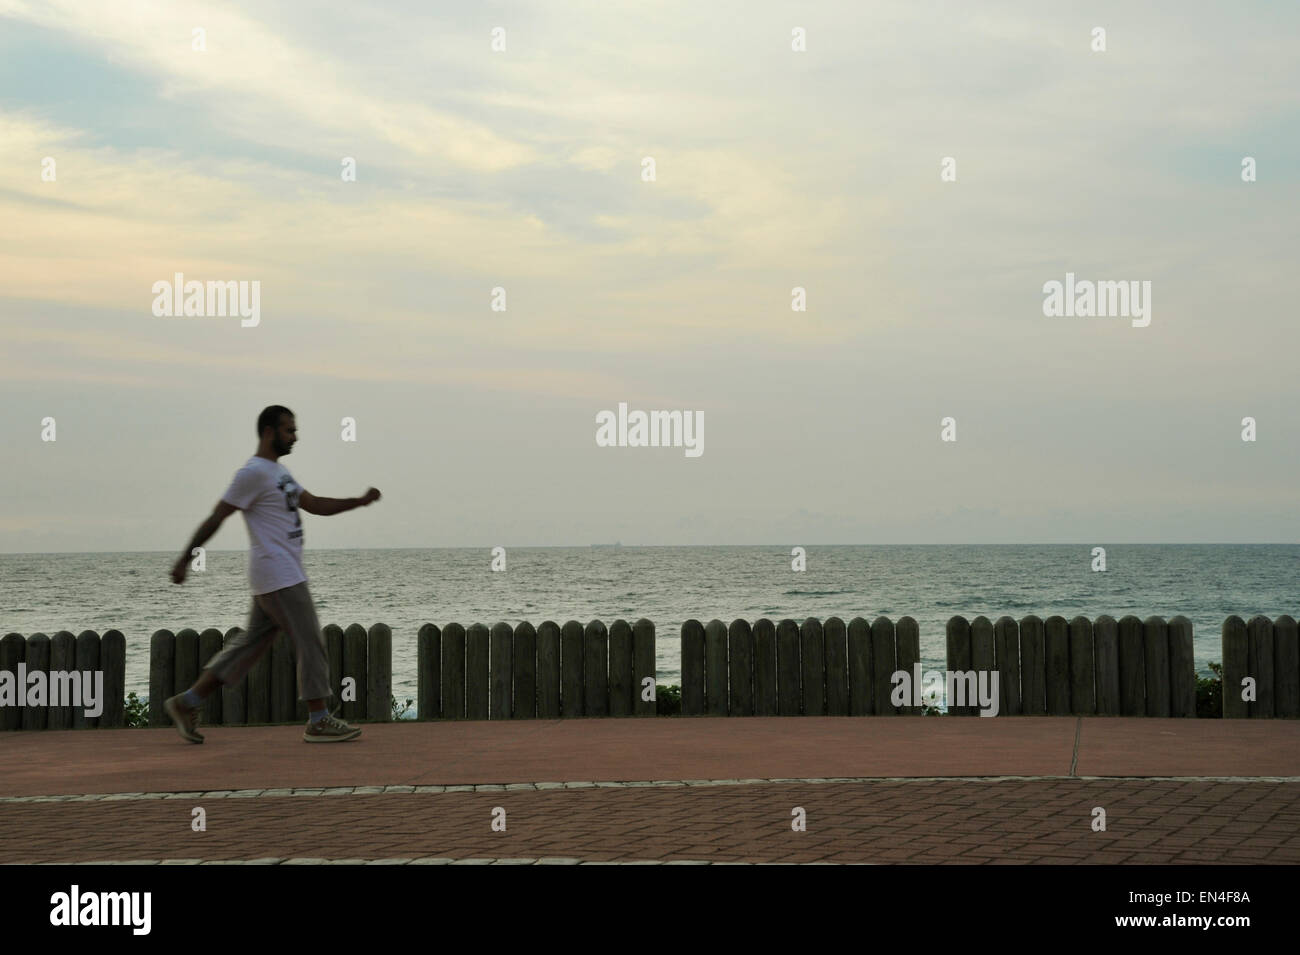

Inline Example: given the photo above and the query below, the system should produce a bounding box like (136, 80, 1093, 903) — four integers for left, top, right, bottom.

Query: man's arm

(171, 499, 238, 584)
(299, 487, 381, 516)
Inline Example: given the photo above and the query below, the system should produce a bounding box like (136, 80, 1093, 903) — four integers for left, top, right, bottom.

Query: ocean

(2, 545, 1296, 705)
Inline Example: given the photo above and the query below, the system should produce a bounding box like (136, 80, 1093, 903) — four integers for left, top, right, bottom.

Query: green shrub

(390, 695, 414, 721)
(1196, 662, 1222, 719)
(124, 691, 149, 728)
(656, 683, 682, 716)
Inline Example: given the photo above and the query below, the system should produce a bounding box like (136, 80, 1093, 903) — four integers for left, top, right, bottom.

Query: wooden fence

(148, 623, 392, 725)
(945, 615, 1197, 717)
(417, 619, 657, 719)
(9, 613, 1300, 728)
(0, 631, 127, 729)
(677, 614, 1207, 717)
(1221, 615, 1300, 718)
(679, 617, 921, 716)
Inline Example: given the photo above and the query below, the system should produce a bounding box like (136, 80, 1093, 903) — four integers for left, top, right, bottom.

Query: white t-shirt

(221, 456, 308, 595)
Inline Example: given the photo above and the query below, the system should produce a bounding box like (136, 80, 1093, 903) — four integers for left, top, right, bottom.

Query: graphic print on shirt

(277, 472, 304, 539)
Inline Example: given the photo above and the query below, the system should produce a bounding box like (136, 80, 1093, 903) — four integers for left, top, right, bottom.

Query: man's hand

(361, 487, 381, 505)
(172, 500, 236, 584)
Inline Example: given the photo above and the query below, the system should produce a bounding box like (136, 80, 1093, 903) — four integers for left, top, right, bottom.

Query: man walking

(166, 405, 381, 743)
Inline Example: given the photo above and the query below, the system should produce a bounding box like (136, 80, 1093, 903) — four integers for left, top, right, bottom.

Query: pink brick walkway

(2, 717, 1297, 863)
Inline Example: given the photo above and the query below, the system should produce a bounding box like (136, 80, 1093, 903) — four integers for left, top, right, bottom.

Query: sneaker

(164, 694, 204, 744)
(303, 711, 362, 743)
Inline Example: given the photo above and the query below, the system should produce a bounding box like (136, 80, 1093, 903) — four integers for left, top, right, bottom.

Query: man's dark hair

(257, 405, 294, 437)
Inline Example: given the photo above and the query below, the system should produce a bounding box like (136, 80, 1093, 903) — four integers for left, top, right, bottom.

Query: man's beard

(274, 437, 292, 455)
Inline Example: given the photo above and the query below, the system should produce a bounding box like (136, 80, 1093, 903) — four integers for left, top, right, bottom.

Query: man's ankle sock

(181, 688, 203, 708)
(309, 709, 328, 724)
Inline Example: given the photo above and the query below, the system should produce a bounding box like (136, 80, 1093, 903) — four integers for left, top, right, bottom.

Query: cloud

(0, 0, 537, 172)
(1, 0, 1299, 550)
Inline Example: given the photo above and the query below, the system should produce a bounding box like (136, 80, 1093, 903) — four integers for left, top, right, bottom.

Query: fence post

(704, 619, 727, 716)
(101, 629, 126, 728)
(632, 618, 656, 717)
(368, 623, 392, 722)
(896, 617, 921, 715)
(20, 634, 49, 730)
(324, 624, 344, 713)
(417, 623, 442, 720)
(560, 620, 584, 718)
(681, 619, 705, 716)
(148, 629, 175, 727)
(1020, 616, 1046, 715)
(71, 630, 100, 730)
(1117, 615, 1146, 716)
(945, 616, 972, 715)
(342, 623, 368, 722)
(514, 621, 537, 719)
(1093, 615, 1120, 716)
(1142, 616, 1171, 717)
(970, 617, 995, 717)
(847, 617, 873, 716)
(799, 618, 825, 716)
(489, 622, 513, 720)
(0, 634, 24, 731)
(559, 621, 585, 717)
(46, 631, 74, 729)
(583, 620, 609, 718)
(1044, 616, 1070, 716)
(1246, 615, 1274, 718)
(823, 617, 848, 716)
(1274, 615, 1299, 719)
(582, 620, 608, 717)
(1167, 616, 1196, 718)
(466, 623, 490, 721)
(994, 616, 1021, 716)
(871, 617, 897, 715)
(723, 619, 752, 716)
(608, 620, 633, 717)
(442, 623, 466, 720)
(1068, 616, 1095, 716)
(775, 619, 800, 715)
(1221, 616, 1248, 719)
(198, 628, 224, 725)
(536, 621, 560, 719)
(751, 619, 778, 717)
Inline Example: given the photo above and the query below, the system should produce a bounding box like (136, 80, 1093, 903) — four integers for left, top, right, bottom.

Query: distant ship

(590, 542, 623, 548)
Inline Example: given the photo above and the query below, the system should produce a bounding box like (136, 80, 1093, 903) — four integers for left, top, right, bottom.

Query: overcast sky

(2, 0, 1298, 552)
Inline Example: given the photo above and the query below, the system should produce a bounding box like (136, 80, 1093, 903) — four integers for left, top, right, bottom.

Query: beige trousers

(204, 581, 331, 702)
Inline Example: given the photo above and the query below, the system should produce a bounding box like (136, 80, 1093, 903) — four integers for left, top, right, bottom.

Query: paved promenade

(1, 717, 1297, 864)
